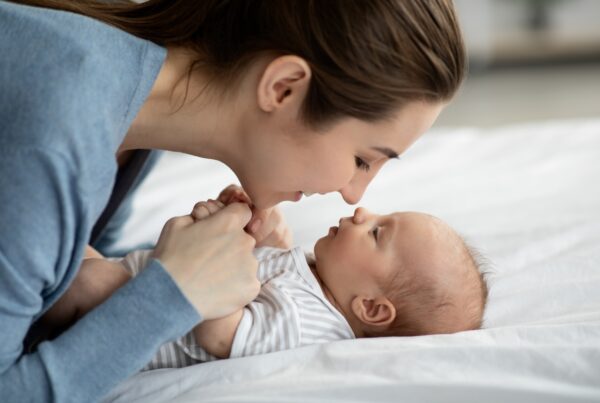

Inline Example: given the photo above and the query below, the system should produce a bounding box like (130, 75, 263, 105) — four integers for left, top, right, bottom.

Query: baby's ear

(351, 296, 396, 329)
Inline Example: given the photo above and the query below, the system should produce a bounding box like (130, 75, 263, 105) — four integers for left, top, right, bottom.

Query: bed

(103, 118, 600, 403)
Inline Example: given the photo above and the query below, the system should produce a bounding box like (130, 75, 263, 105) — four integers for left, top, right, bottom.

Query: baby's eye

(355, 156, 371, 172)
(371, 226, 379, 241)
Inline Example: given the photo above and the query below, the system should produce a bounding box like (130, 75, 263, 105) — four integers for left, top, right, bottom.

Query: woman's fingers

(153, 203, 259, 320)
(212, 202, 253, 231)
(191, 203, 211, 221)
(215, 184, 293, 249)
(162, 214, 196, 231)
(191, 199, 225, 221)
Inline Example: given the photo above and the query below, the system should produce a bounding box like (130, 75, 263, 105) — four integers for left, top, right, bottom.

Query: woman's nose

(338, 177, 370, 205)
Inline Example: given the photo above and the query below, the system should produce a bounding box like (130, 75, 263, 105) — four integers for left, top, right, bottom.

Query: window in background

(436, 0, 600, 127)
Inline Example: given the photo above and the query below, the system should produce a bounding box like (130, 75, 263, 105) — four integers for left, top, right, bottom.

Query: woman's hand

(152, 202, 260, 321)
(217, 184, 293, 249)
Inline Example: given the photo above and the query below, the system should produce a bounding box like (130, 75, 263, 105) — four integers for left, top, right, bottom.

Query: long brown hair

(12, 0, 465, 128)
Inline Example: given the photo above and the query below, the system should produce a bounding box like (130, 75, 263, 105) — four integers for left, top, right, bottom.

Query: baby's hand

(217, 184, 293, 249)
(217, 184, 251, 205)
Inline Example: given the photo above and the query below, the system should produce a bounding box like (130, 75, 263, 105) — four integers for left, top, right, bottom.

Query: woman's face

(233, 100, 444, 209)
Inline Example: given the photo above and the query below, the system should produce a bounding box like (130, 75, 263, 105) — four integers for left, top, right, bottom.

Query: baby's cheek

(375, 259, 401, 287)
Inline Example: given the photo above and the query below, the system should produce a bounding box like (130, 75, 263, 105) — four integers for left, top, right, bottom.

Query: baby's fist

(217, 184, 251, 206)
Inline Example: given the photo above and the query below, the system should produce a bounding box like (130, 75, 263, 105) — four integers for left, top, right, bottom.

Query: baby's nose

(352, 207, 370, 224)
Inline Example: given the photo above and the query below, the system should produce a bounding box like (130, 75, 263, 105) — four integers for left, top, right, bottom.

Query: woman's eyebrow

(371, 146, 399, 159)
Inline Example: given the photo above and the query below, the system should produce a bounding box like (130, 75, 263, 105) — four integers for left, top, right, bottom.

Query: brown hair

(366, 241, 489, 338)
(13, 0, 465, 127)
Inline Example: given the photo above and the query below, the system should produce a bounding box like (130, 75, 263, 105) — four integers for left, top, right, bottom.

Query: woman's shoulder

(1, 2, 143, 70)
(0, 2, 150, 54)
(0, 1, 165, 154)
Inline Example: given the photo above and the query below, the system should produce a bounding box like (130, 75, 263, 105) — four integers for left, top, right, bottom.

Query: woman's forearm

(1, 259, 200, 403)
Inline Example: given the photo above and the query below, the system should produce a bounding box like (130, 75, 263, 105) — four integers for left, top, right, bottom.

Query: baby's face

(314, 208, 458, 307)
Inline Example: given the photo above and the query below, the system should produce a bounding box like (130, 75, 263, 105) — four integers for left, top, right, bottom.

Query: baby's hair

(365, 233, 489, 338)
(463, 242, 491, 329)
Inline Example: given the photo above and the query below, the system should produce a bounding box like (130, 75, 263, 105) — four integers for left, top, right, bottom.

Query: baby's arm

(192, 309, 244, 358)
(42, 257, 131, 333)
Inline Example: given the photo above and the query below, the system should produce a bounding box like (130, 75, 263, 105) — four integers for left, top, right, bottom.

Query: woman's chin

(247, 190, 305, 210)
(247, 196, 276, 211)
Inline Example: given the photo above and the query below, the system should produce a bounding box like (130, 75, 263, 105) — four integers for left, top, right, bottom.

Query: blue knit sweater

(0, 2, 200, 401)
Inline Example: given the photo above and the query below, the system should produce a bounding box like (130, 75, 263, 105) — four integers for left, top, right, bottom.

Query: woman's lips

(292, 191, 313, 202)
(288, 191, 317, 203)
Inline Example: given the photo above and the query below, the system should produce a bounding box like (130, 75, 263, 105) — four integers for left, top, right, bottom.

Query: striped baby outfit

(120, 247, 355, 370)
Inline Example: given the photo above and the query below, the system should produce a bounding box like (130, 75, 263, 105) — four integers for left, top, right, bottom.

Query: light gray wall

(434, 0, 600, 127)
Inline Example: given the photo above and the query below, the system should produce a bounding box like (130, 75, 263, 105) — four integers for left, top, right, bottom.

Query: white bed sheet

(105, 119, 600, 402)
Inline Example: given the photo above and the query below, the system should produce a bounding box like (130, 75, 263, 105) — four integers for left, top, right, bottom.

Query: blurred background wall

(435, 0, 600, 127)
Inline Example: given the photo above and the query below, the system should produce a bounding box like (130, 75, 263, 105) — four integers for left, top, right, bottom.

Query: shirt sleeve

(0, 148, 201, 403)
(121, 249, 222, 364)
(174, 331, 220, 363)
(120, 249, 155, 276)
(252, 247, 293, 284)
(229, 283, 301, 358)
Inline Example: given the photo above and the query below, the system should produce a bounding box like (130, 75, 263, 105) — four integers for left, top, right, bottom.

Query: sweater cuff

(37, 259, 201, 401)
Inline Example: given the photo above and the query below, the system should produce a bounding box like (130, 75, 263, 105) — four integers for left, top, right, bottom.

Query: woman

(0, 0, 465, 401)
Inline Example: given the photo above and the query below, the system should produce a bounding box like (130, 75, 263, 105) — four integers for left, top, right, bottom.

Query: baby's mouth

(328, 226, 338, 237)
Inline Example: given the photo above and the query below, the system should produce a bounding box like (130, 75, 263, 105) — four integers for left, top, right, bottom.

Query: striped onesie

(121, 246, 355, 370)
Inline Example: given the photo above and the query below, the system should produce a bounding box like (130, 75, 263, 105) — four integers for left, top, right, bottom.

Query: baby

(42, 200, 488, 370)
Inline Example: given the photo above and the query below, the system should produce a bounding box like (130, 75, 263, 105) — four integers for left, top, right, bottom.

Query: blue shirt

(0, 2, 201, 402)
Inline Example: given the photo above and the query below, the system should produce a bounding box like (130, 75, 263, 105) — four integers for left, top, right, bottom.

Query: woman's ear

(351, 296, 396, 329)
(256, 55, 311, 113)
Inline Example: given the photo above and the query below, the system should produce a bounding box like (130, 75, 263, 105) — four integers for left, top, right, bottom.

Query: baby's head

(313, 208, 487, 338)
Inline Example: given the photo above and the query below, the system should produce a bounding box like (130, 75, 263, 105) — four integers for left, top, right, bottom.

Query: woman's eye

(355, 156, 371, 172)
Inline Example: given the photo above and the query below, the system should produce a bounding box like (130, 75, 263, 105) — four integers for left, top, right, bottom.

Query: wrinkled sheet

(105, 119, 600, 402)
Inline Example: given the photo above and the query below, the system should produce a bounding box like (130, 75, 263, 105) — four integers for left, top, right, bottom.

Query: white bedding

(105, 119, 600, 402)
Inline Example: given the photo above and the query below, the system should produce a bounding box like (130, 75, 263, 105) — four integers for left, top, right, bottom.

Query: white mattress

(104, 119, 600, 402)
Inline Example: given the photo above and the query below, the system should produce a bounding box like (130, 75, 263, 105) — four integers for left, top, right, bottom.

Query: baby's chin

(312, 235, 328, 259)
